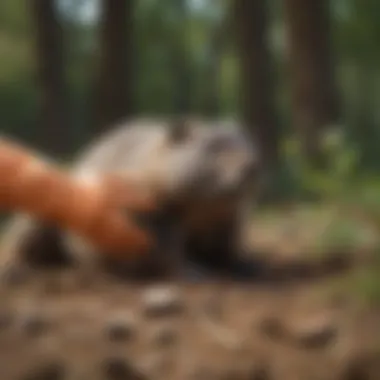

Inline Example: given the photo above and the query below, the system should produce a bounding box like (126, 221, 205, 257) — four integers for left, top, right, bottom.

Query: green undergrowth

(256, 128, 380, 306)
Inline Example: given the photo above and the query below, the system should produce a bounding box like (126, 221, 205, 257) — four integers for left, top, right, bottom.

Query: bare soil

(0, 216, 379, 380)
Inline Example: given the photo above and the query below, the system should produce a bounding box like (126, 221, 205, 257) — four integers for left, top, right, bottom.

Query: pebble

(21, 362, 65, 380)
(290, 316, 338, 349)
(142, 285, 185, 318)
(105, 313, 137, 343)
(139, 353, 175, 377)
(258, 316, 285, 340)
(151, 325, 179, 347)
(339, 352, 380, 380)
(20, 312, 51, 338)
(103, 357, 146, 380)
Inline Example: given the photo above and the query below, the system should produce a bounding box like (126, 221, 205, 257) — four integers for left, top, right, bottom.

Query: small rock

(142, 286, 185, 318)
(105, 314, 137, 342)
(291, 316, 338, 349)
(341, 359, 367, 380)
(20, 312, 51, 337)
(139, 354, 175, 376)
(151, 325, 179, 347)
(258, 316, 285, 340)
(248, 363, 271, 380)
(103, 357, 146, 380)
(21, 362, 65, 380)
(339, 352, 380, 380)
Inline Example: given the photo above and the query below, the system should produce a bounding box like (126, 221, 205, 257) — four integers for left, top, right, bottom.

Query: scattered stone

(340, 359, 367, 380)
(103, 357, 146, 380)
(248, 363, 271, 380)
(139, 353, 175, 377)
(151, 325, 179, 348)
(339, 352, 380, 380)
(142, 286, 185, 318)
(21, 362, 65, 380)
(258, 316, 286, 340)
(105, 314, 137, 343)
(207, 362, 271, 380)
(258, 313, 337, 349)
(20, 312, 51, 338)
(290, 316, 338, 349)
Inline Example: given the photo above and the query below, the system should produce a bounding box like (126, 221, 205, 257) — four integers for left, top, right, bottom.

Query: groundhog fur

(0, 117, 262, 281)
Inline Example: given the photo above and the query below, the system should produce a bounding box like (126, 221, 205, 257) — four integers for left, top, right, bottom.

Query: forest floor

(0, 204, 380, 380)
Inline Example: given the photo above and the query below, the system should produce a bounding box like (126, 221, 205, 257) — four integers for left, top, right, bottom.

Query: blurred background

(1, 0, 380, 198)
(0, 0, 373, 157)
(2, 3, 380, 378)
(1, 0, 380, 299)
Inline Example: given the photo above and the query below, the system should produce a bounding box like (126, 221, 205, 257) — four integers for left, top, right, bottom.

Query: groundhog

(0, 117, 261, 281)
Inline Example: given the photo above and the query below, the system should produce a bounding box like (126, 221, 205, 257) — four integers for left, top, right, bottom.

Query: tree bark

(232, 0, 279, 170)
(31, 0, 70, 157)
(283, 0, 340, 160)
(172, 0, 191, 115)
(92, 0, 133, 133)
(202, 17, 226, 117)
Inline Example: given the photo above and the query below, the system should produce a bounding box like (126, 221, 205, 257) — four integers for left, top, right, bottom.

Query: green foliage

(333, 266, 380, 308)
(1, 0, 380, 154)
(280, 129, 380, 305)
(0, 0, 37, 142)
(354, 267, 380, 307)
(312, 215, 378, 257)
(277, 128, 361, 201)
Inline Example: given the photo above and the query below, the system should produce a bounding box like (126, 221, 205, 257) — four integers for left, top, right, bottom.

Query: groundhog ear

(168, 117, 192, 143)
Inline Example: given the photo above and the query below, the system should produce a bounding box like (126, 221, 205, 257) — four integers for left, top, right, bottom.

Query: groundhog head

(152, 118, 261, 203)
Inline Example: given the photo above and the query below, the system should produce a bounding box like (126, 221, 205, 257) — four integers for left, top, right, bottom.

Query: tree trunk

(202, 18, 226, 117)
(172, 0, 191, 115)
(232, 0, 279, 170)
(283, 0, 340, 161)
(92, 0, 133, 133)
(31, 0, 69, 157)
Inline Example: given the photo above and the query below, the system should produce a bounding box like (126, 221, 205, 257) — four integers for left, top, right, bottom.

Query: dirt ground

(0, 216, 380, 380)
